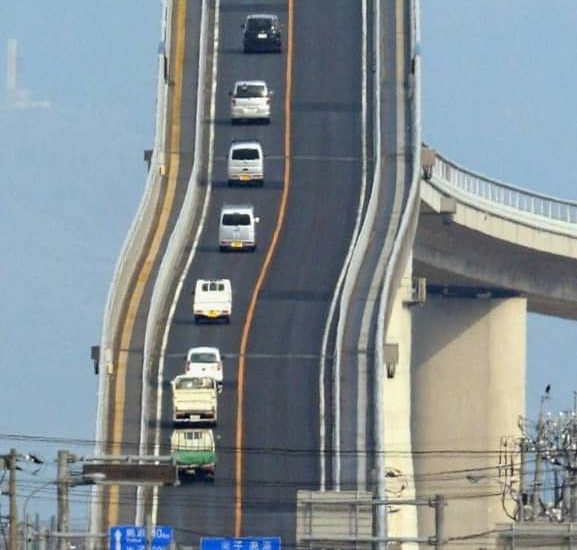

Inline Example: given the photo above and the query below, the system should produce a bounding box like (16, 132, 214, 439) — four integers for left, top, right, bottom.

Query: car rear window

(247, 18, 275, 32)
(189, 352, 218, 363)
(201, 282, 225, 292)
(232, 148, 260, 160)
(222, 213, 251, 226)
(235, 85, 266, 98)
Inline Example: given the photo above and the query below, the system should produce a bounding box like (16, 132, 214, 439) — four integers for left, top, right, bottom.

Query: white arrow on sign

(114, 529, 122, 550)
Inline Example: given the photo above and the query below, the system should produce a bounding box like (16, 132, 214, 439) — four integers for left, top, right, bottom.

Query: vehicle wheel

(265, 118, 271, 125)
(194, 315, 201, 324)
(225, 316, 230, 325)
(219, 246, 226, 252)
(228, 180, 234, 187)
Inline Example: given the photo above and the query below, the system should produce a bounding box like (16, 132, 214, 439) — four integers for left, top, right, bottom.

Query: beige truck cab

(171, 374, 218, 425)
(193, 279, 232, 323)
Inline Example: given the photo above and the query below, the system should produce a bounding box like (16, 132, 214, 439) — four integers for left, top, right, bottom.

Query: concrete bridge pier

(411, 294, 526, 543)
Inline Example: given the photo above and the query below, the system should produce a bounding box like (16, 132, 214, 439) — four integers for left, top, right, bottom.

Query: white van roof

(221, 204, 255, 215)
(234, 80, 268, 89)
(229, 140, 262, 151)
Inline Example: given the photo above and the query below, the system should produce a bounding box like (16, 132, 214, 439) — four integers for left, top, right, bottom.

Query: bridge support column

(411, 295, 526, 543)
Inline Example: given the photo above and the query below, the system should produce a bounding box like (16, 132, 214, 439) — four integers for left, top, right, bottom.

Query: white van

(230, 80, 272, 124)
(193, 279, 232, 323)
(219, 204, 259, 252)
(227, 141, 264, 186)
(185, 346, 223, 392)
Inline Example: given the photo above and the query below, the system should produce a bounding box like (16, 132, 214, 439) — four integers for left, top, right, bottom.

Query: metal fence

(433, 153, 577, 224)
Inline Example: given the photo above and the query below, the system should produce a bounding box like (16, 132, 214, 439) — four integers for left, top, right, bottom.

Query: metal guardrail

(432, 152, 577, 223)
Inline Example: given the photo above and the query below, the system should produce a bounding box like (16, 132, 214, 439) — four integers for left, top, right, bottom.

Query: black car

(242, 14, 282, 53)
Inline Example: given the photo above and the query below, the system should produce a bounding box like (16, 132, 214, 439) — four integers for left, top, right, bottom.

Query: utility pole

(518, 439, 526, 522)
(8, 448, 18, 550)
(433, 495, 446, 549)
(57, 450, 69, 550)
(531, 395, 547, 519)
(571, 393, 577, 522)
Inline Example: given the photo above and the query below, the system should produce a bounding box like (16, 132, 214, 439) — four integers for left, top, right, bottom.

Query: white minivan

(219, 204, 259, 252)
(227, 141, 264, 186)
(185, 346, 223, 392)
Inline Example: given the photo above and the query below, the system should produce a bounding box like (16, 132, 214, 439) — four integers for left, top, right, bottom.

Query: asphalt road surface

(156, 1, 366, 546)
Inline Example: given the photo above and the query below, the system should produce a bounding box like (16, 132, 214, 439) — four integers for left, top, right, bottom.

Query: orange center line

(234, 0, 295, 537)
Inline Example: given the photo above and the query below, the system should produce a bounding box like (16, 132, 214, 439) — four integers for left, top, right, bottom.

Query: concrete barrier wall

(91, 0, 172, 538)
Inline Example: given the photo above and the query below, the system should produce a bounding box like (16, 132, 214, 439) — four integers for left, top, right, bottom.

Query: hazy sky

(420, 0, 577, 419)
(1, 0, 576, 525)
(0, 0, 159, 523)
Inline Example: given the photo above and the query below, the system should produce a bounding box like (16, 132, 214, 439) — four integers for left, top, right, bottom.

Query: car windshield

(235, 85, 266, 98)
(222, 213, 251, 226)
(247, 18, 275, 32)
(189, 352, 218, 363)
(232, 148, 259, 160)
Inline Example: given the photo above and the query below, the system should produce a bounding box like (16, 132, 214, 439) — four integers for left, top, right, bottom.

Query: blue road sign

(151, 526, 173, 550)
(201, 537, 281, 550)
(110, 526, 146, 550)
(110, 525, 174, 550)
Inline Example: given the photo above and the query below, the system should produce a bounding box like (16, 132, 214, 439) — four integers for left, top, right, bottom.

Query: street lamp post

(22, 473, 106, 550)
(23, 480, 55, 550)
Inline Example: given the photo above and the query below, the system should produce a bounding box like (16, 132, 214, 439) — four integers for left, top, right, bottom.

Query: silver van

(219, 204, 259, 252)
(227, 141, 264, 186)
(230, 80, 272, 124)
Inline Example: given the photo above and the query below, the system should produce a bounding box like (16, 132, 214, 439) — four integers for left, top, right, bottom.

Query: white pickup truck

(186, 346, 223, 392)
(171, 374, 218, 425)
(193, 279, 232, 323)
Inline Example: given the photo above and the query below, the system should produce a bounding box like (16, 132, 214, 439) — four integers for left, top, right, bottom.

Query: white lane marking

(151, 0, 220, 524)
(319, 0, 369, 491)
(354, 0, 370, 492)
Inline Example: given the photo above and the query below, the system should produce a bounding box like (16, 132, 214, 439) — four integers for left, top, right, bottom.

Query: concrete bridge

(404, 147, 577, 541)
